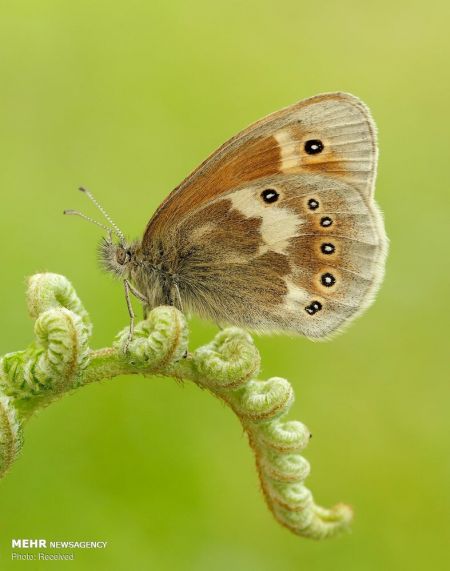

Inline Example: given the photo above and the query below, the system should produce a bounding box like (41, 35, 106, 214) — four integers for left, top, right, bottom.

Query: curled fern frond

(0, 273, 352, 539)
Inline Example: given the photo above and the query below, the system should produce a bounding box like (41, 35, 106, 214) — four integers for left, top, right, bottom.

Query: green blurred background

(0, 1, 448, 569)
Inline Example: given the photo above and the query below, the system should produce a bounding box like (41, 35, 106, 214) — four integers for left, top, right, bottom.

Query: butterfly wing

(142, 92, 387, 338)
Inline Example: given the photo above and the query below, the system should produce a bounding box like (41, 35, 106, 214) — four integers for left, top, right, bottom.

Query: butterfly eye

(116, 248, 126, 265)
(321, 273, 336, 287)
(320, 216, 333, 227)
(307, 198, 319, 210)
(261, 189, 279, 204)
(305, 301, 322, 315)
(304, 139, 324, 155)
(321, 243, 335, 254)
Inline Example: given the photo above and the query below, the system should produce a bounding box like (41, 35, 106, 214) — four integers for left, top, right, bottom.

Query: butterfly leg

(123, 280, 150, 322)
(126, 281, 148, 304)
(171, 280, 189, 359)
(173, 282, 184, 312)
(123, 279, 136, 352)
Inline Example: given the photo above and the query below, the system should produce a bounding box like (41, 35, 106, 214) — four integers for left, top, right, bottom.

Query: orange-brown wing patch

(144, 135, 281, 245)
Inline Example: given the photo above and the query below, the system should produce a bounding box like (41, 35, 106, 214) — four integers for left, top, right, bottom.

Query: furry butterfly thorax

(68, 92, 388, 341)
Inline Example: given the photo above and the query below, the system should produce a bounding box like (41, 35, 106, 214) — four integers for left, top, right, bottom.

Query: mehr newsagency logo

(10, 538, 108, 562)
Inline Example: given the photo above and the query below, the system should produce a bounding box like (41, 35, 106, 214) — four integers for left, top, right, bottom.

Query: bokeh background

(0, 1, 448, 569)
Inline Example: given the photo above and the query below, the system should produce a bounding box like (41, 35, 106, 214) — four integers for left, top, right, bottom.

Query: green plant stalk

(0, 273, 352, 540)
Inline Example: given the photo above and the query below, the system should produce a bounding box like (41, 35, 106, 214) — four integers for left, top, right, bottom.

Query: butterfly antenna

(78, 187, 126, 244)
(63, 209, 113, 239)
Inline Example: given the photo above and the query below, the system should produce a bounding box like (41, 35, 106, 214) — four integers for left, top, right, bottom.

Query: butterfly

(65, 92, 388, 341)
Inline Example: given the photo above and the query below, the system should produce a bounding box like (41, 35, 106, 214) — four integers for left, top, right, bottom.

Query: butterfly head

(98, 235, 139, 278)
(65, 187, 138, 279)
